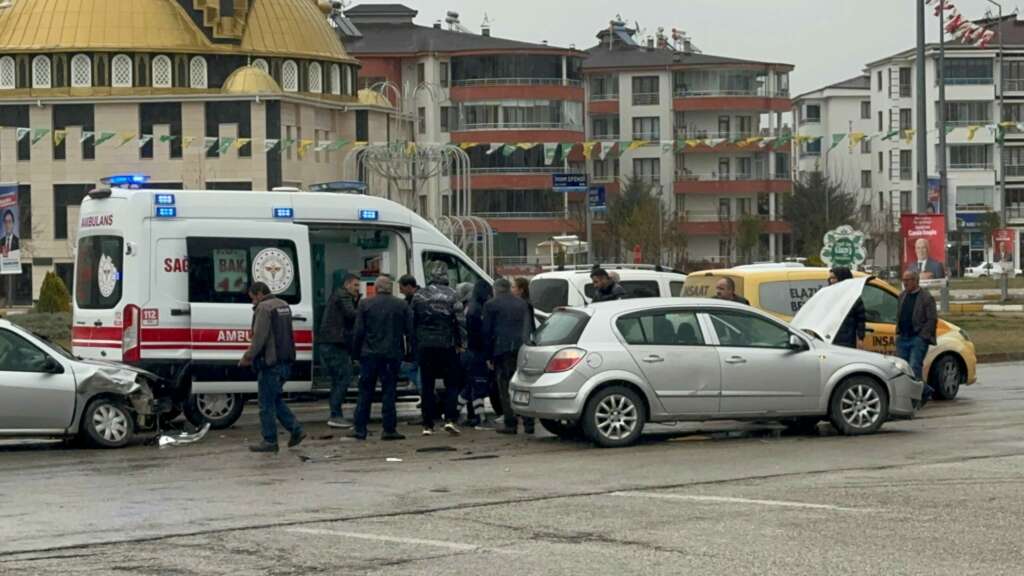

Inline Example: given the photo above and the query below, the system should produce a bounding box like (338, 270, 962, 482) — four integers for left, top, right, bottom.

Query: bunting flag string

(263, 139, 279, 152)
(95, 132, 116, 146)
(235, 138, 252, 151)
(137, 135, 153, 148)
(117, 131, 136, 147)
(543, 142, 558, 165)
(53, 129, 67, 147)
(159, 134, 177, 143)
(16, 127, 30, 142)
(80, 131, 95, 144)
(31, 128, 49, 145)
(296, 139, 314, 158)
(203, 137, 219, 151)
(181, 136, 197, 149)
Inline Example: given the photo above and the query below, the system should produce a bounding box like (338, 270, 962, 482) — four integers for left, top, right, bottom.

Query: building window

(949, 145, 992, 169)
(632, 76, 659, 105)
(439, 61, 449, 88)
(861, 101, 871, 119)
(632, 116, 660, 141)
(590, 75, 618, 100)
(593, 158, 619, 181)
(899, 67, 912, 97)
(1005, 147, 1024, 176)
(878, 151, 884, 173)
(418, 107, 426, 133)
(416, 62, 425, 85)
(877, 70, 882, 92)
(861, 170, 872, 189)
(900, 150, 913, 180)
(32, 55, 51, 88)
(592, 116, 620, 139)
(308, 62, 323, 93)
(878, 111, 883, 132)
(189, 57, 207, 89)
(956, 186, 995, 210)
(861, 138, 871, 154)
(943, 58, 993, 85)
(152, 55, 172, 88)
(898, 108, 912, 131)
(943, 101, 991, 125)
(0, 56, 14, 89)
(282, 60, 298, 92)
(252, 58, 269, 74)
(70, 54, 91, 87)
(330, 64, 341, 95)
(804, 104, 821, 123)
(111, 54, 132, 87)
(633, 158, 660, 185)
(440, 106, 452, 132)
(899, 190, 912, 213)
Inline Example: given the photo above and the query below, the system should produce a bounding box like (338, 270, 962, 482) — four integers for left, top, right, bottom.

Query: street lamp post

(986, 0, 1010, 300)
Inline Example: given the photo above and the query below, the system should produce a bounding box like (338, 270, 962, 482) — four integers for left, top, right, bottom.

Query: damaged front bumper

(76, 361, 173, 417)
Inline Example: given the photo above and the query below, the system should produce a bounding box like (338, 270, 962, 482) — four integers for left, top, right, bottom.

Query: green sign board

(820, 225, 866, 268)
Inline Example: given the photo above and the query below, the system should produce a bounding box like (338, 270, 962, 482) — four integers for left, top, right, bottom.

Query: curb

(977, 352, 1024, 364)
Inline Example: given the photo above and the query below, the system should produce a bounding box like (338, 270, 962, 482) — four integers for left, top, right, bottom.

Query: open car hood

(791, 277, 871, 344)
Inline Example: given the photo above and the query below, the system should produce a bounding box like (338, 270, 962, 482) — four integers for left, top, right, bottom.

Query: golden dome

(223, 66, 282, 94)
(357, 89, 394, 108)
(0, 0, 212, 53)
(241, 0, 357, 64)
(0, 0, 357, 64)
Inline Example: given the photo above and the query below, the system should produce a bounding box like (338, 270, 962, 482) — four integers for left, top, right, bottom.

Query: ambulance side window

(76, 235, 124, 310)
(422, 251, 482, 286)
(187, 238, 301, 304)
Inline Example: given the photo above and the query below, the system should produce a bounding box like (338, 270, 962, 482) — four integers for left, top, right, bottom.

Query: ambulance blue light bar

(155, 206, 177, 218)
(359, 209, 379, 221)
(154, 194, 176, 205)
(103, 174, 150, 188)
(273, 207, 294, 219)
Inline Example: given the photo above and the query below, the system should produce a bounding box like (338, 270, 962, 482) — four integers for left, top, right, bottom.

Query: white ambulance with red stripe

(73, 186, 490, 429)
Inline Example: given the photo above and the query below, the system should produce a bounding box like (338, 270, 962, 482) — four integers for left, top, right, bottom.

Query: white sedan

(0, 319, 171, 448)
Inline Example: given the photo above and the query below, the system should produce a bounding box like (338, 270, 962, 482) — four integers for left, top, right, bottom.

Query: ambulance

(72, 184, 491, 429)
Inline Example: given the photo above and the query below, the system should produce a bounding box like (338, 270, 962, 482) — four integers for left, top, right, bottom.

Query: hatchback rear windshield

(533, 310, 590, 346)
(76, 235, 124, 309)
(531, 278, 569, 313)
(584, 280, 660, 299)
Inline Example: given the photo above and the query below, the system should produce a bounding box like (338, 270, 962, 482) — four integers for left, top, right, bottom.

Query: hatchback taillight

(122, 304, 141, 362)
(545, 348, 586, 373)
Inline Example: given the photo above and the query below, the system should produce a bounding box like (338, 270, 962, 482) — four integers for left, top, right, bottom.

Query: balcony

(1004, 165, 1024, 178)
(470, 167, 566, 175)
(458, 122, 579, 131)
(949, 162, 993, 171)
(474, 211, 566, 219)
(674, 172, 792, 195)
(631, 132, 661, 143)
(671, 88, 792, 113)
(1005, 78, 1024, 92)
(591, 133, 620, 141)
(632, 92, 660, 106)
(590, 92, 620, 102)
(453, 78, 582, 88)
(677, 212, 792, 236)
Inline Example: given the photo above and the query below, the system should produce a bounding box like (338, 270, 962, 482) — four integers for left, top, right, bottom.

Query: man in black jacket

(319, 273, 360, 429)
(590, 267, 626, 302)
(411, 265, 467, 436)
(897, 270, 938, 403)
(829, 267, 866, 349)
(484, 278, 535, 435)
(350, 275, 412, 441)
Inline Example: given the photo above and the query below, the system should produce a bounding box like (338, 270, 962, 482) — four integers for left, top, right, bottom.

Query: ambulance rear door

(144, 219, 192, 367)
(185, 220, 314, 393)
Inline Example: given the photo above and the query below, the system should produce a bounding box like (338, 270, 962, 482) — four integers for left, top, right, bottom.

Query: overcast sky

(353, 0, 1018, 95)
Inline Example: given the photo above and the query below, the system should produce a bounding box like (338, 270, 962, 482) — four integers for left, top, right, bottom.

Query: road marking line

(286, 528, 484, 552)
(611, 491, 867, 512)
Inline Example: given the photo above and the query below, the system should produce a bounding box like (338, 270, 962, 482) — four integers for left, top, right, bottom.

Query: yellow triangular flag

(118, 131, 137, 147)
(902, 129, 916, 144)
(517, 142, 539, 150)
(182, 136, 196, 148)
(53, 129, 67, 147)
(628, 140, 648, 151)
(685, 139, 700, 148)
(297, 139, 314, 158)
(458, 142, 478, 150)
(849, 132, 866, 146)
(967, 125, 980, 141)
(582, 141, 597, 159)
(234, 138, 251, 150)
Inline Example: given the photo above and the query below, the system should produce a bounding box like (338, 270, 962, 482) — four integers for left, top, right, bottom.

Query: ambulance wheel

(184, 393, 245, 430)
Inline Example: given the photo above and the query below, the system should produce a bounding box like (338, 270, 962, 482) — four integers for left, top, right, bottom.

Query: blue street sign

(588, 186, 606, 210)
(553, 173, 588, 192)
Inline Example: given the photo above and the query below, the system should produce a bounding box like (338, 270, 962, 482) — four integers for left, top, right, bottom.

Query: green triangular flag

(159, 134, 177, 143)
(328, 138, 349, 151)
(501, 144, 516, 157)
(944, 124, 956, 135)
(218, 137, 236, 155)
(31, 128, 49, 145)
(281, 138, 295, 150)
(95, 131, 116, 146)
(881, 130, 900, 141)
(543, 142, 558, 165)
(829, 133, 846, 151)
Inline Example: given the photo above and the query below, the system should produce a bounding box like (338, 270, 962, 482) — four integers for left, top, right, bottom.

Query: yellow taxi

(683, 265, 977, 399)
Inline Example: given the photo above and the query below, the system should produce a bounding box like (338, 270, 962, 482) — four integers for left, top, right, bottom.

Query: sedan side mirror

(788, 334, 809, 352)
(42, 357, 64, 374)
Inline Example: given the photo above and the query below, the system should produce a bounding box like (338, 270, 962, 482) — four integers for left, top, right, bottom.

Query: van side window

(670, 281, 685, 297)
(758, 279, 827, 316)
(187, 238, 301, 304)
(422, 251, 482, 286)
(76, 236, 124, 310)
(585, 280, 659, 299)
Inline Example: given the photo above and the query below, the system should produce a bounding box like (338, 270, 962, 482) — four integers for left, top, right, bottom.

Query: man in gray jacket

(896, 271, 938, 403)
(319, 273, 360, 429)
(240, 282, 305, 453)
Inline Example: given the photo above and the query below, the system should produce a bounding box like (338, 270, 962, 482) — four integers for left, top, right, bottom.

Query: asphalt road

(2, 363, 1023, 575)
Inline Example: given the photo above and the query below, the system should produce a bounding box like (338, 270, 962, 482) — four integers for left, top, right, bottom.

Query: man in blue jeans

(241, 282, 305, 453)
(896, 270, 938, 404)
(319, 274, 360, 429)
(350, 275, 412, 441)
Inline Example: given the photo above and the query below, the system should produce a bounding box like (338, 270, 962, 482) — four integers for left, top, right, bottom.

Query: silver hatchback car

(510, 298, 922, 447)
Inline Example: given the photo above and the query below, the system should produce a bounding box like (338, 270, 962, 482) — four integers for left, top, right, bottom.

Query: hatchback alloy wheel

(840, 383, 881, 429)
(933, 356, 962, 400)
(830, 376, 888, 436)
(595, 395, 638, 440)
(583, 385, 646, 448)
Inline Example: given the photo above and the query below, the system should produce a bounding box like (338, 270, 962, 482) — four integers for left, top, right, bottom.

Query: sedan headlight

(890, 357, 914, 377)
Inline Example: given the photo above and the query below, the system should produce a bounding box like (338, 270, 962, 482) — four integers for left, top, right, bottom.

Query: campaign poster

(900, 213, 947, 286)
(993, 229, 1016, 275)
(926, 177, 942, 214)
(0, 184, 21, 275)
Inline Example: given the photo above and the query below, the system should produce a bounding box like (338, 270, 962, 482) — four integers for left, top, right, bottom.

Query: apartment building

(341, 4, 586, 273)
(854, 16, 1023, 272)
(582, 21, 793, 265)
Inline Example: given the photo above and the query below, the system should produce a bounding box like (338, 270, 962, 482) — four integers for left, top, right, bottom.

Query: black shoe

(496, 427, 517, 435)
(288, 430, 307, 448)
(464, 417, 482, 428)
(381, 431, 406, 441)
(348, 431, 368, 441)
(249, 441, 279, 453)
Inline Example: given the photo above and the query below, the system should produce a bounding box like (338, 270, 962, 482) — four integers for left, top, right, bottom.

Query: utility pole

(916, 0, 929, 214)
(987, 0, 1010, 300)
(938, 1, 950, 312)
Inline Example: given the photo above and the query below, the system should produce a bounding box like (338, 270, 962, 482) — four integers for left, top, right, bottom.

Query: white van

(72, 188, 490, 429)
(529, 265, 687, 320)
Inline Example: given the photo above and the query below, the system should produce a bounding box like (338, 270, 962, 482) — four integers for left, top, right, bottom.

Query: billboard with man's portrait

(0, 184, 21, 275)
(993, 229, 1016, 275)
(901, 213, 947, 286)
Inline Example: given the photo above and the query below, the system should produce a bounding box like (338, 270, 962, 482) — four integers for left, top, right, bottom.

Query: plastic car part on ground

(158, 423, 213, 448)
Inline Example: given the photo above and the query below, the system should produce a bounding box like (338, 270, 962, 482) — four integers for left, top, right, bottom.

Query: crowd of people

(240, 263, 937, 451)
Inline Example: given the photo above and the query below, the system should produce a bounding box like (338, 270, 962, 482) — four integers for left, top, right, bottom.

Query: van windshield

(531, 278, 569, 313)
(681, 274, 742, 299)
(76, 236, 124, 309)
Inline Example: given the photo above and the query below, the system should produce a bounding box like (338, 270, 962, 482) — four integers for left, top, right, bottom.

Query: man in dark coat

(897, 271, 938, 403)
(484, 278, 534, 434)
(590, 267, 626, 302)
(319, 273, 360, 428)
(829, 267, 866, 349)
(410, 265, 466, 436)
(350, 275, 411, 441)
